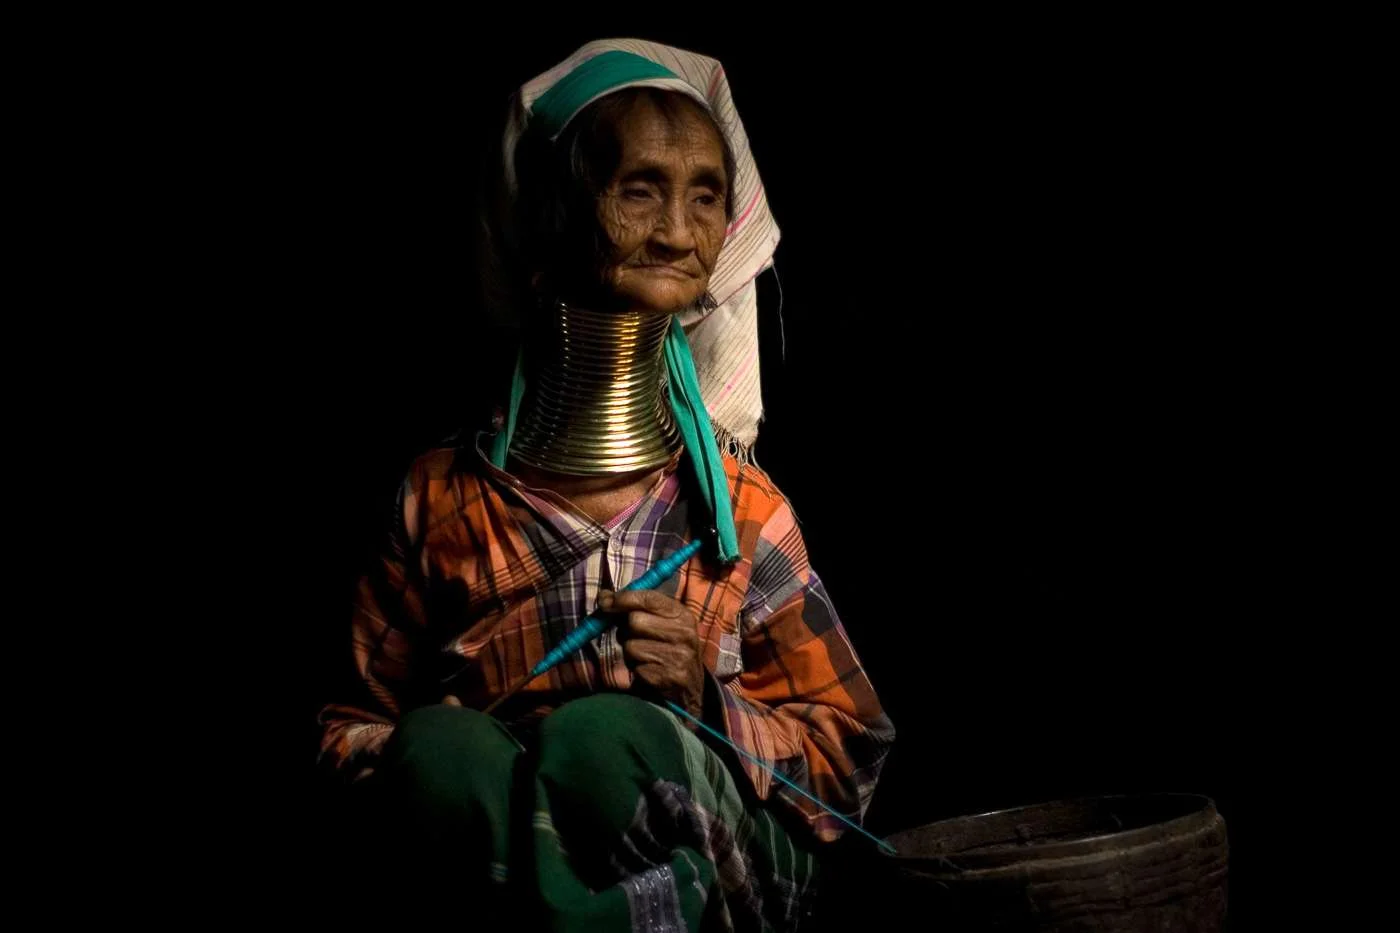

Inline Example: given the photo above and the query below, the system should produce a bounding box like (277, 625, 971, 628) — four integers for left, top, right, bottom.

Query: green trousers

(375, 694, 821, 932)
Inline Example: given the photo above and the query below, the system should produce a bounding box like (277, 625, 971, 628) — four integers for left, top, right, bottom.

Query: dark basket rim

(881, 792, 1222, 870)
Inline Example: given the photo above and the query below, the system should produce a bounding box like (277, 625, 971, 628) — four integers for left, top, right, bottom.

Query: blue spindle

(528, 539, 704, 679)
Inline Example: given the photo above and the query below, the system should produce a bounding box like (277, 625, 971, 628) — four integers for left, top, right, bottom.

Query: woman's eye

(623, 188, 655, 200)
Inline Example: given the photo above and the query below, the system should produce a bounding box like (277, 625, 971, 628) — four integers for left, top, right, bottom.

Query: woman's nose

(648, 196, 696, 251)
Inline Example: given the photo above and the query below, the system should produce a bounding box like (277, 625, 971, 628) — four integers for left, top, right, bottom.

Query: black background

(188, 15, 1330, 927)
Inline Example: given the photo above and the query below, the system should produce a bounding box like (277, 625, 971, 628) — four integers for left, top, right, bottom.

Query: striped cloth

(320, 443, 895, 841)
(498, 39, 781, 456)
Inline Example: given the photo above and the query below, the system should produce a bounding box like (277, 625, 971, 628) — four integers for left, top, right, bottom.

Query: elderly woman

(320, 40, 894, 931)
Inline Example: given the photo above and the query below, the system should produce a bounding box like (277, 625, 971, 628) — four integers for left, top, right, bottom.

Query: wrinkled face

(594, 97, 729, 315)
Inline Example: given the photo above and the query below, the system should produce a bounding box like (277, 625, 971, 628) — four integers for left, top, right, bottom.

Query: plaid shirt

(320, 441, 894, 840)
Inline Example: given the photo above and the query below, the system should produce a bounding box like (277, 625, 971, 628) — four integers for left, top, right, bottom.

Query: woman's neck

(508, 458, 667, 526)
(508, 302, 681, 478)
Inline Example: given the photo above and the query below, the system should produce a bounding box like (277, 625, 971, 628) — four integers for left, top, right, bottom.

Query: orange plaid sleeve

(318, 467, 432, 777)
(712, 464, 895, 841)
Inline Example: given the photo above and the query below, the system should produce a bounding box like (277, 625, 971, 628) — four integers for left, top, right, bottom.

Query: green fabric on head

(531, 51, 679, 139)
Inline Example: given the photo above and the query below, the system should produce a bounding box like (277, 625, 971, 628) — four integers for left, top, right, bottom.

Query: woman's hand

(599, 589, 704, 722)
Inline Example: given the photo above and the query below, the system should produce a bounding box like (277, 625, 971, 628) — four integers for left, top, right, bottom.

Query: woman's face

(594, 97, 729, 315)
